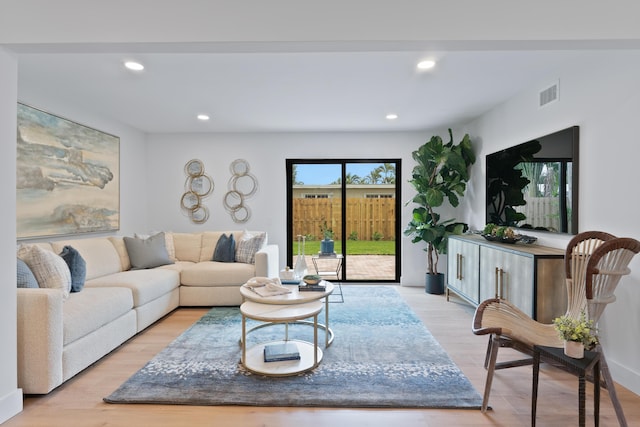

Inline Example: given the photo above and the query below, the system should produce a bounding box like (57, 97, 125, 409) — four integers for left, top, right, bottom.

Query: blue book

(263, 342, 300, 362)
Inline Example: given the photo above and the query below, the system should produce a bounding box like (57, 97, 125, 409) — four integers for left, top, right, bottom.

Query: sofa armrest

(255, 244, 279, 278)
(17, 288, 64, 394)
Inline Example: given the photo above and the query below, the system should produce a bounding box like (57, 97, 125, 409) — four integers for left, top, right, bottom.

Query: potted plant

(319, 220, 335, 255)
(404, 129, 475, 294)
(553, 312, 598, 358)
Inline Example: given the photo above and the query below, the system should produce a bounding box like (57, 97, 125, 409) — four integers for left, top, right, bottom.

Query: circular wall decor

(224, 159, 258, 223)
(185, 159, 204, 177)
(181, 159, 214, 224)
(187, 174, 214, 197)
(230, 158, 250, 176)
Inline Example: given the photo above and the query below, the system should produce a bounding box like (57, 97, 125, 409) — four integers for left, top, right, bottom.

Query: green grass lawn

(293, 240, 395, 255)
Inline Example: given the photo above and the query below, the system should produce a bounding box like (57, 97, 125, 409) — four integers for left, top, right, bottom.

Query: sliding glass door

(286, 159, 400, 282)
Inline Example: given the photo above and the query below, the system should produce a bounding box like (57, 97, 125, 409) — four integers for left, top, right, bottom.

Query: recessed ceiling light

(386, 114, 398, 120)
(124, 61, 144, 71)
(197, 114, 210, 121)
(417, 60, 436, 70)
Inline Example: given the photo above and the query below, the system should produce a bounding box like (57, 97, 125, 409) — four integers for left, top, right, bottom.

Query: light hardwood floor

(5, 285, 640, 427)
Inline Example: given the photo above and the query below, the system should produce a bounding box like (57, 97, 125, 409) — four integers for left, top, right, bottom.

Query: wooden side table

(532, 345, 601, 427)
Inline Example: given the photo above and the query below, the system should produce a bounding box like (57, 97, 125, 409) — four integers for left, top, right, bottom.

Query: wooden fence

(514, 196, 561, 231)
(293, 198, 396, 241)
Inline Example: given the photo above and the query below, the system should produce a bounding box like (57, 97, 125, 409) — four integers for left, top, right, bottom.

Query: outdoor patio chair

(472, 230, 640, 425)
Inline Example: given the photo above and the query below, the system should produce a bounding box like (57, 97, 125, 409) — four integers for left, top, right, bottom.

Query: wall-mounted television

(486, 126, 579, 234)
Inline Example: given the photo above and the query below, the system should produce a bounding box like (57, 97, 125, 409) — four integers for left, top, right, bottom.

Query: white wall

(466, 50, 640, 394)
(0, 48, 22, 424)
(145, 131, 449, 285)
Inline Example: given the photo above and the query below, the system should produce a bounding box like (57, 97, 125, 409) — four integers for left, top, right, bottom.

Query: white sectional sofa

(16, 230, 278, 394)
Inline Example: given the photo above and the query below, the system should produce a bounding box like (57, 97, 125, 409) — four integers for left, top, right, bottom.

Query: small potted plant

(552, 311, 598, 358)
(319, 220, 335, 255)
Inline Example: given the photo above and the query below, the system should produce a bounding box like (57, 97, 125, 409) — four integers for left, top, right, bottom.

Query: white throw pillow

(235, 231, 266, 264)
(17, 244, 71, 299)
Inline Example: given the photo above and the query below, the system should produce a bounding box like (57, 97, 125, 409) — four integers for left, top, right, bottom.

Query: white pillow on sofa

(17, 244, 71, 299)
(235, 231, 266, 264)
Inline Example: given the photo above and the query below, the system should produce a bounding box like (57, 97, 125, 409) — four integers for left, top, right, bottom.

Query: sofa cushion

(235, 231, 266, 264)
(108, 236, 131, 271)
(17, 258, 39, 288)
(213, 233, 236, 262)
(85, 269, 180, 307)
(59, 245, 87, 292)
(51, 238, 122, 280)
(172, 232, 203, 262)
(180, 261, 256, 287)
(124, 232, 174, 269)
(17, 245, 71, 299)
(63, 287, 134, 345)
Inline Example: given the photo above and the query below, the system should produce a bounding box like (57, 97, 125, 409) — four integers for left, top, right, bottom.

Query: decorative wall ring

(187, 173, 214, 197)
(231, 173, 258, 197)
(231, 205, 251, 223)
(184, 159, 204, 177)
(230, 158, 250, 176)
(180, 191, 200, 211)
(223, 190, 244, 211)
(190, 206, 210, 224)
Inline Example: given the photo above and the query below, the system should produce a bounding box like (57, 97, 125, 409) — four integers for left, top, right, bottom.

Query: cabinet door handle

(494, 267, 499, 298)
(498, 268, 504, 299)
(457, 253, 463, 280)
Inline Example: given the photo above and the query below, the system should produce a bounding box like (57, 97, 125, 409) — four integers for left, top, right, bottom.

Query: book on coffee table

(263, 342, 301, 362)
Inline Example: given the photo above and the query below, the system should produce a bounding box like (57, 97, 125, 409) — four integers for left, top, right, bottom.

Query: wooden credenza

(446, 234, 566, 323)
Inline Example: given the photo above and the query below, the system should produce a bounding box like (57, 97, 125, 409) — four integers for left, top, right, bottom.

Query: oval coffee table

(240, 280, 335, 347)
(240, 300, 323, 376)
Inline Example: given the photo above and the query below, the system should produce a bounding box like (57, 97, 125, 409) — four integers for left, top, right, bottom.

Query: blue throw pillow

(213, 233, 236, 262)
(59, 245, 87, 292)
(124, 232, 174, 269)
(17, 258, 39, 288)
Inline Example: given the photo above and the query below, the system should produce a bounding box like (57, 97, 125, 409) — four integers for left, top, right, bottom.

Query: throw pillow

(212, 233, 236, 262)
(124, 232, 174, 269)
(59, 245, 87, 292)
(17, 245, 71, 299)
(135, 231, 176, 261)
(235, 231, 266, 264)
(17, 258, 39, 288)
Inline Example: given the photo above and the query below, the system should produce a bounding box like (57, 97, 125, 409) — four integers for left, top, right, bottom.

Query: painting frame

(17, 103, 120, 240)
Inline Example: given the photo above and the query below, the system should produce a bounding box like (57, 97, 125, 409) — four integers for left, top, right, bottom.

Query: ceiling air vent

(539, 81, 559, 107)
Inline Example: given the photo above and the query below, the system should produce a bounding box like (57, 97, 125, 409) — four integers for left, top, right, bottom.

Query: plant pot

(425, 273, 445, 295)
(320, 239, 335, 254)
(564, 340, 584, 359)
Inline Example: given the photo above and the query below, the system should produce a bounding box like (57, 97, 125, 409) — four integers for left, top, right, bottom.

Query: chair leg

(597, 346, 627, 427)
(484, 335, 493, 369)
(481, 334, 500, 412)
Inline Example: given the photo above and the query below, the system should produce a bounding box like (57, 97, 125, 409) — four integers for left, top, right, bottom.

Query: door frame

(286, 158, 401, 282)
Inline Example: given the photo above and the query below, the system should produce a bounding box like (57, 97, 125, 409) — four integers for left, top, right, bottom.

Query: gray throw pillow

(124, 232, 174, 269)
(212, 233, 236, 262)
(59, 245, 87, 292)
(17, 258, 39, 288)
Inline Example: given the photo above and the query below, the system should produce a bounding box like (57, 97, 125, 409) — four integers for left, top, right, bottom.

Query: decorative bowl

(303, 275, 322, 285)
(481, 234, 522, 244)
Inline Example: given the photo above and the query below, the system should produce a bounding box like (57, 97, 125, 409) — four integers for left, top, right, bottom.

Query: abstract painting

(17, 103, 119, 239)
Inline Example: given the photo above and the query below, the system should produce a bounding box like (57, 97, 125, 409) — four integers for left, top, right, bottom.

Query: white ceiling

(15, 48, 603, 134)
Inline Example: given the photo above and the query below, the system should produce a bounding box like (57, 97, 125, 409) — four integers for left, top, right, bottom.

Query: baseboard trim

(0, 388, 23, 424)
(609, 359, 640, 396)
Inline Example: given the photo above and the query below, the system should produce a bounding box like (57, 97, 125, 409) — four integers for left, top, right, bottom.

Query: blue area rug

(104, 286, 482, 408)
